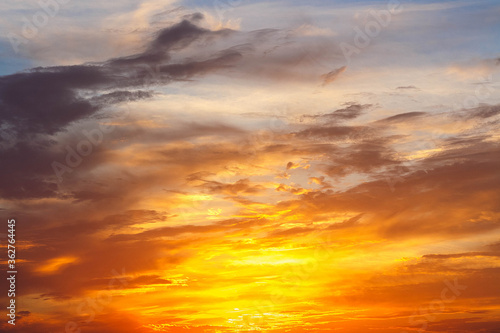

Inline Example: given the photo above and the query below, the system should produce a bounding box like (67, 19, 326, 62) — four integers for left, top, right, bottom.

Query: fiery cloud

(0, 1, 500, 332)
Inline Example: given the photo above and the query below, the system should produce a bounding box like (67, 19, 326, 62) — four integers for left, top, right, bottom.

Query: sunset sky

(1, 0, 500, 332)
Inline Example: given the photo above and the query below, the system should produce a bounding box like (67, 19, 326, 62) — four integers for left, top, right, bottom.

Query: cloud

(0, 17, 240, 138)
(395, 85, 418, 90)
(321, 65, 346, 86)
(459, 104, 500, 119)
(1, 3, 500, 332)
(0, 17, 246, 201)
(303, 103, 373, 123)
(106, 216, 269, 243)
(295, 125, 373, 140)
(90, 90, 154, 105)
(426, 318, 500, 333)
(375, 111, 428, 124)
(0, 65, 108, 135)
(196, 178, 266, 196)
(323, 103, 372, 122)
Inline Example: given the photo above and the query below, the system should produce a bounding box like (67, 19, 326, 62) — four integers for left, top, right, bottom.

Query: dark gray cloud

(301, 103, 372, 124)
(0, 17, 238, 138)
(460, 103, 500, 119)
(89, 90, 154, 105)
(0, 65, 107, 135)
(375, 111, 427, 124)
(0, 142, 61, 199)
(324, 103, 372, 121)
(324, 141, 398, 176)
(0, 16, 244, 201)
(108, 19, 232, 67)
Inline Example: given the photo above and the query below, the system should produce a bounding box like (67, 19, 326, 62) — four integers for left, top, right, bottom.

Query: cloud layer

(1, 1, 500, 332)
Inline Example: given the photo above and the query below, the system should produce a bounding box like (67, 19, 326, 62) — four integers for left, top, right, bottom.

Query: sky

(0, 0, 500, 332)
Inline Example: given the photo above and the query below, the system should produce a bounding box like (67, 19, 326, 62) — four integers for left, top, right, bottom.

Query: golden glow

(35, 256, 78, 275)
(5, 2, 500, 332)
